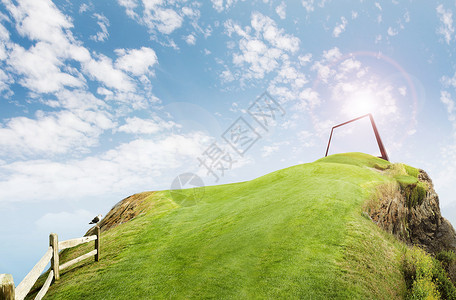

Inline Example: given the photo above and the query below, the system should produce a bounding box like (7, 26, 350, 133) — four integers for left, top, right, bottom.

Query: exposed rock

(368, 170, 456, 255)
(85, 192, 154, 236)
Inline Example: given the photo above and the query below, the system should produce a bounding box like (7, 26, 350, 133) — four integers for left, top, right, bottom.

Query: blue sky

(1, 0, 456, 283)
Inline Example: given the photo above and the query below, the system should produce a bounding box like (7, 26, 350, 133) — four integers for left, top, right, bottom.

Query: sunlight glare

(343, 88, 378, 117)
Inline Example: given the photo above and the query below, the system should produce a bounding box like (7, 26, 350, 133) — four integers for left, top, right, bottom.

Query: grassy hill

(28, 153, 442, 299)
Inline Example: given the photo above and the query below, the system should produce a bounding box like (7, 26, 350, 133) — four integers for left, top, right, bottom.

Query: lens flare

(343, 89, 378, 117)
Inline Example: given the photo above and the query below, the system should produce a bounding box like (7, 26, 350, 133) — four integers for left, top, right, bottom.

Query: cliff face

(368, 169, 456, 254)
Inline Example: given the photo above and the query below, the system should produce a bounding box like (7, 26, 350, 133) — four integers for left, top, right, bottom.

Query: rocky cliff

(367, 169, 456, 255)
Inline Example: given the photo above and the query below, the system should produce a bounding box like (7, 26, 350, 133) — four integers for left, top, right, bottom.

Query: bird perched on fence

(89, 214, 103, 224)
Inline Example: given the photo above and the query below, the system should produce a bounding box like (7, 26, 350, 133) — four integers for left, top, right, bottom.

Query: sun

(343, 88, 379, 117)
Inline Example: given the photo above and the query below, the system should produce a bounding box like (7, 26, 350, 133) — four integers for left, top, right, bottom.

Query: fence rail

(0, 225, 100, 300)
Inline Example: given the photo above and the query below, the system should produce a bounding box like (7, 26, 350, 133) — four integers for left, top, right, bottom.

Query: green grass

(28, 152, 410, 299)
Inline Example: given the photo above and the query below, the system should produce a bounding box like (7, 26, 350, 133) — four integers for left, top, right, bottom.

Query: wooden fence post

(95, 225, 100, 262)
(0, 274, 15, 300)
(50, 233, 60, 281)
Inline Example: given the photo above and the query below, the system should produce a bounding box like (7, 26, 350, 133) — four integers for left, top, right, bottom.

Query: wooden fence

(0, 226, 100, 300)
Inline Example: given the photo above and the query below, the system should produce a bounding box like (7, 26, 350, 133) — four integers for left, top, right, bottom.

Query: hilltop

(28, 153, 456, 299)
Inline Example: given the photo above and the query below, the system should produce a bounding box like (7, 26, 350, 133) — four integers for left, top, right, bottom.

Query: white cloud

(311, 61, 334, 83)
(118, 0, 184, 35)
(351, 11, 358, 19)
(387, 27, 398, 36)
(83, 54, 136, 92)
(441, 90, 456, 122)
(90, 13, 110, 42)
(7, 43, 86, 93)
(322, 47, 342, 62)
(375, 2, 382, 11)
(48, 89, 108, 111)
(268, 59, 310, 106)
(294, 88, 320, 110)
(118, 116, 178, 134)
(225, 12, 300, 81)
(298, 53, 312, 65)
(220, 69, 235, 82)
(182, 7, 198, 18)
(261, 145, 279, 157)
(114, 47, 158, 76)
(0, 110, 114, 157)
(233, 38, 281, 79)
(302, 0, 314, 12)
(117, 0, 138, 18)
(148, 7, 183, 34)
(0, 69, 13, 96)
(375, 34, 382, 43)
(3, 0, 145, 101)
(404, 11, 410, 23)
(211, 0, 238, 12)
(441, 72, 456, 88)
(79, 3, 92, 14)
(184, 34, 196, 45)
(436, 4, 454, 45)
(3, 0, 73, 45)
(251, 12, 300, 52)
(338, 58, 361, 74)
(333, 16, 347, 38)
(275, 2, 286, 20)
(435, 92, 456, 206)
(309, 48, 342, 83)
(0, 132, 211, 203)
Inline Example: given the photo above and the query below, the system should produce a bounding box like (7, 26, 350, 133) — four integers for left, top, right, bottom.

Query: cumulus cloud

(3, 0, 73, 45)
(251, 12, 299, 52)
(83, 54, 136, 92)
(0, 110, 114, 157)
(0, 0, 166, 167)
(225, 12, 300, 81)
(115, 47, 158, 76)
(436, 4, 454, 45)
(184, 34, 196, 45)
(275, 2, 286, 20)
(220, 69, 235, 82)
(7, 42, 86, 93)
(2, 0, 148, 104)
(333, 17, 347, 38)
(322, 47, 342, 62)
(148, 7, 183, 34)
